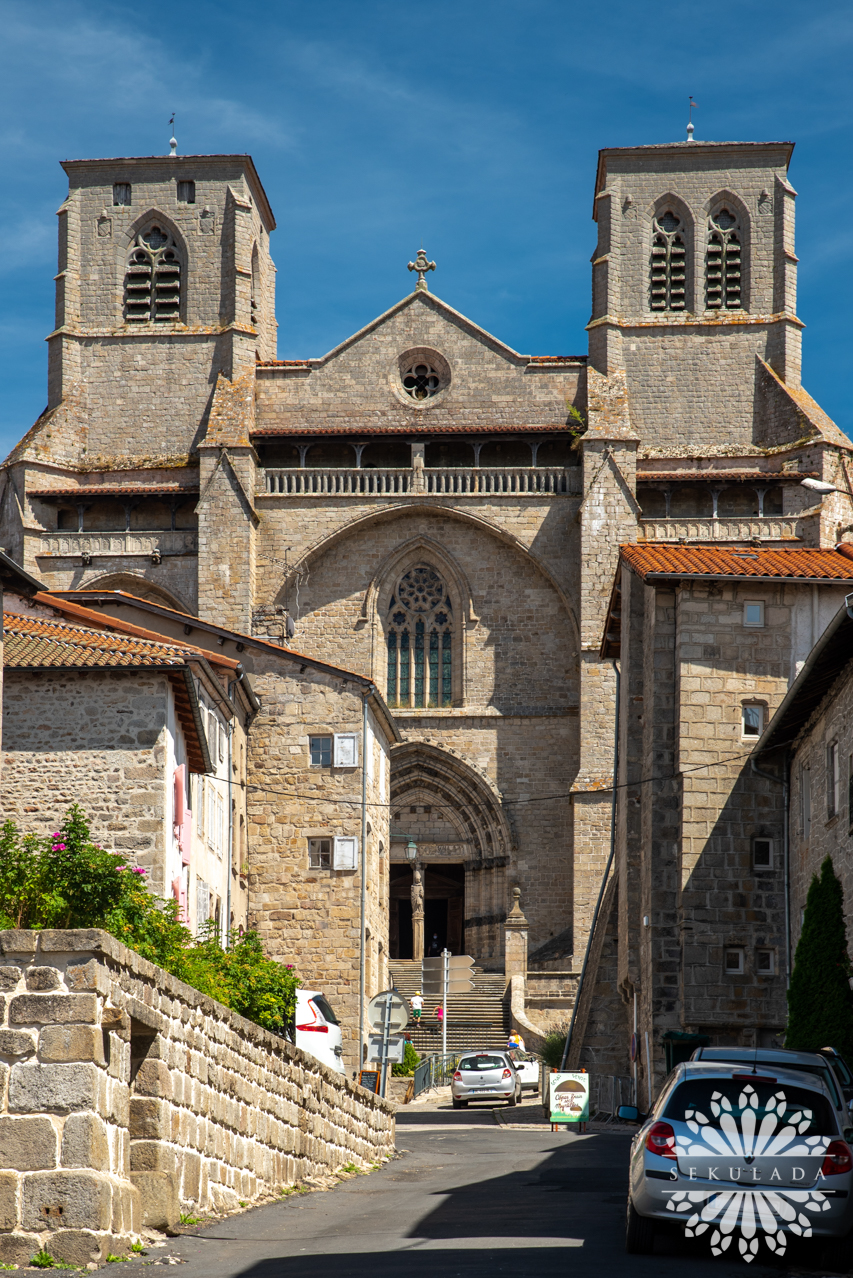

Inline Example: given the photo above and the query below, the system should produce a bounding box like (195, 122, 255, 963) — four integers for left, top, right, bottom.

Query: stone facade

(1, 137, 853, 1081)
(607, 550, 853, 1096)
(0, 929, 393, 1266)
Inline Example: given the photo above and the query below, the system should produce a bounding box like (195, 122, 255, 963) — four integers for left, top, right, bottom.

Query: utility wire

(244, 737, 792, 813)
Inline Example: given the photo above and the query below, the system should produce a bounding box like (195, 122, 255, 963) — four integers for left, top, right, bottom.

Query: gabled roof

(3, 612, 215, 773)
(0, 551, 42, 597)
(755, 600, 853, 756)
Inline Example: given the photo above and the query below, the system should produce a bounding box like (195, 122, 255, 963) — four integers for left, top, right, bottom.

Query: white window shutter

(334, 733, 358, 768)
(333, 836, 358, 870)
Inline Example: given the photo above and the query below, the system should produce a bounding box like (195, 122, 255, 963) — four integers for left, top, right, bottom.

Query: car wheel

(819, 1234, 852, 1272)
(508, 1090, 517, 1107)
(452, 1098, 462, 1110)
(625, 1199, 655, 1255)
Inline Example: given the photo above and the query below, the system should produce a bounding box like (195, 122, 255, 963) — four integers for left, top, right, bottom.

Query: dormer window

(706, 208, 742, 310)
(650, 211, 686, 311)
(124, 226, 182, 324)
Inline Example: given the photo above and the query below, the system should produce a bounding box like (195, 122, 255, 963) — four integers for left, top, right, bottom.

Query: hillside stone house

(1, 136, 852, 1079)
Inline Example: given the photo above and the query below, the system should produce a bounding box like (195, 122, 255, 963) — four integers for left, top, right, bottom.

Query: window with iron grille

(706, 208, 742, 310)
(123, 225, 182, 323)
(650, 210, 687, 311)
(386, 565, 452, 708)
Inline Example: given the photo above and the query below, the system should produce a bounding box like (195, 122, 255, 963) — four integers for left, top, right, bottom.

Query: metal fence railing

(412, 1052, 463, 1099)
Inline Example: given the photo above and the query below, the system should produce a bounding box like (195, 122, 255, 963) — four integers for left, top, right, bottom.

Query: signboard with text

(549, 1071, 590, 1124)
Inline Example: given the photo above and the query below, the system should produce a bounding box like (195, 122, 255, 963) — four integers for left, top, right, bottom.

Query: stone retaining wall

(0, 930, 394, 1267)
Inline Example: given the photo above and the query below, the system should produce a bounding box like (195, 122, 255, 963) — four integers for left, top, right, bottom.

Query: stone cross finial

(408, 249, 436, 292)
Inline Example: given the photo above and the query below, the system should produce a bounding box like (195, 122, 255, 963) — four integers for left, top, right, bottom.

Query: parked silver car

(451, 1051, 522, 1108)
(619, 1061, 853, 1267)
(692, 1046, 853, 1131)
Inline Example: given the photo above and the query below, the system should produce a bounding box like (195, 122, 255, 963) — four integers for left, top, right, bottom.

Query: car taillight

(645, 1121, 677, 1159)
(453, 1071, 462, 1081)
(502, 1068, 512, 1078)
(821, 1140, 853, 1176)
(296, 1023, 328, 1032)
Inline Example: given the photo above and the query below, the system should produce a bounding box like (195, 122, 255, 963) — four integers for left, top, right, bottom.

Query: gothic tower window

(386, 565, 452, 708)
(650, 210, 687, 311)
(706, 208, 742, 310)
(123, 226, 182, 323)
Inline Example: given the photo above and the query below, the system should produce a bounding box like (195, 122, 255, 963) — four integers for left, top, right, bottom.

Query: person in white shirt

(410, 992, 424, 1021)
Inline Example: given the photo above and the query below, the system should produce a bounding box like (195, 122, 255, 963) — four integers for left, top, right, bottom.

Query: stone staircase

(388, 959, 509, 1054)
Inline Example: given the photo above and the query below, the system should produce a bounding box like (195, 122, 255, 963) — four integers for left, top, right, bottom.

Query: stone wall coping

(0, 930, 394, 1116)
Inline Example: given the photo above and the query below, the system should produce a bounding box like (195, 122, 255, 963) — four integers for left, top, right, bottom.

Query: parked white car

(295, 989, 344, 1073)
(508, 1050, 540, 1092)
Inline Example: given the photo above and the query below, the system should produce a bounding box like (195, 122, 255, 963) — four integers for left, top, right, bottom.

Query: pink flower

(131, 867, 147, 876)
(52, 843, 67, 851)
(117, 865, 130, 872)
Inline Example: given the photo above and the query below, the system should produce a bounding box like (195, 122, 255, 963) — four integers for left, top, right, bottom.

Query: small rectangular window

(725, 948, 744, 974)
(743, 601, 765, 628)
(113, 182, 132, 206)
(827, 741, 840, 818)
(756, 949, 775, 976)
(309, 736, 332, 767)
(753, 838, 773, 869)
(802, 766, 812, 840)
(177, 180, 196, 204)
(333, 835, 358, 870)
(742, 704, 763, 738)
(334, 733, 359, 768)
(308, 838, 332, 869)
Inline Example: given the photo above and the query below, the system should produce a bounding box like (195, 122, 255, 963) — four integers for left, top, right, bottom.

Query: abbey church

(3, 137, 853, 1081)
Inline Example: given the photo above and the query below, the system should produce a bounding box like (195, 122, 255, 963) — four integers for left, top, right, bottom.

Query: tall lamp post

(406, 839, 425, 962)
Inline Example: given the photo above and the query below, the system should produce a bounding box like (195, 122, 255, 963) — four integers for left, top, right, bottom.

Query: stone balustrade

(29, 530, 198, 561)
(0, 930, 394, 1267)
(262, 467, 578, 496)
(638, 515, 804, 543)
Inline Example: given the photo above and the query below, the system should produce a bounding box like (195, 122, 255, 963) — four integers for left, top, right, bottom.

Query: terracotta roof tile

(620, 544, 853, 581)
(4, 614, 198, 669)
(29, 486, 198, 500)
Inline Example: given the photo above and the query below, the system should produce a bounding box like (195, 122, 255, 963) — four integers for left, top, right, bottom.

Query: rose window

(387, 565, 452, 708)
(397, 566, 444, 612)
(402, 362, 441, 400)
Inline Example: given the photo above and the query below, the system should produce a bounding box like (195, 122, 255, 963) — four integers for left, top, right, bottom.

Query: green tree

(787, 855, 853, 1060)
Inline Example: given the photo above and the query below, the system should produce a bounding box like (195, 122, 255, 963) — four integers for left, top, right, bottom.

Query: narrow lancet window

(650, 210, 687, 311)
(124, 226, 182, 324)
(706, 208, 742, 310)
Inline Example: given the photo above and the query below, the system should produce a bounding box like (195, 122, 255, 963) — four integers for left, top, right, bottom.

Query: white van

(295, 989, 344, 1073)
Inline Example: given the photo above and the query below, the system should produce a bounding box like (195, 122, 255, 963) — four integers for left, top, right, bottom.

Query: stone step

(388, 960, 509, 1054)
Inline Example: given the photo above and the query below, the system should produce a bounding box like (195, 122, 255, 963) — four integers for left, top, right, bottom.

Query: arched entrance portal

(389, 742, 513, 969)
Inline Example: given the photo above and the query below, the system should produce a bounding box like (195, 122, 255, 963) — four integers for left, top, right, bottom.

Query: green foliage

(29, 1252, 74, 1271)
(0, 808, 299, 1035)
(392, 1040, 420, 1077)
(178, 1212, 203, 1226)
(787, 856, 853, 1060)
(540, 1029, 569, 1070)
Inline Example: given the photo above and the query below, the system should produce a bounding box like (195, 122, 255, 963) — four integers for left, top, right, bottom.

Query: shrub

(0, 807, 299, 1034)
(392, 1040, 420, 1077)
(540, 1029, 569, 1070)
(787, 855, 853, 1060)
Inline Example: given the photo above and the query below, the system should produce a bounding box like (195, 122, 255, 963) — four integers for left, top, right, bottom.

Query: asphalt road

(152, 1096, 823, 1278)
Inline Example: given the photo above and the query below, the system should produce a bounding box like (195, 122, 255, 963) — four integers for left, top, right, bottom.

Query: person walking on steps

(410, 992, 423, 1023)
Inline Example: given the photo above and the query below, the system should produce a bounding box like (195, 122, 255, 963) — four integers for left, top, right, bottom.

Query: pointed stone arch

(81, 571, 194, 614)
(390, 739, 516, 965)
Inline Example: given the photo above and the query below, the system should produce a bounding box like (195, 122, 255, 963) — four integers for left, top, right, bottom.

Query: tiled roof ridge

(4, 613, 196, 668)
(28, 592, 240, 671)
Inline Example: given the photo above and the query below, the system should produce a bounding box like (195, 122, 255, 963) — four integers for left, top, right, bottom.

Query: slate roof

(4, 613, 199, 669)
(620, 545, 853, 582)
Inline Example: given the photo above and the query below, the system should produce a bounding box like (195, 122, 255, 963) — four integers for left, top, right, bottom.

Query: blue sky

(1, 0, 851, 454)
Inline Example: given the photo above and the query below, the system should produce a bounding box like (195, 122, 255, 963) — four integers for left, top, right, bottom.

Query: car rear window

(460, 1055, 506, 1072)
(825, 1054, 853, 1087)
(664, 1079, 836, 1137)
(310, 995, 339, 1026)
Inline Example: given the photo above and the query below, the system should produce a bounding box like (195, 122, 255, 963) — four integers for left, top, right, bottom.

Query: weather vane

(687, 97, 697, 142)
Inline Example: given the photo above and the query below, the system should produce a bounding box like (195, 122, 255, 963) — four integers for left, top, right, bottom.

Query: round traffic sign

(366, 990, 409, 1033)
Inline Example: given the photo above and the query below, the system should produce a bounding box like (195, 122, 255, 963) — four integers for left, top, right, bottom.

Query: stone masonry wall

(1, 669, 173, 893)
(788, 651, 853, 954)
(0, 929, 393, 1267)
